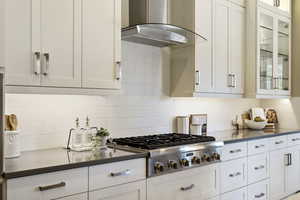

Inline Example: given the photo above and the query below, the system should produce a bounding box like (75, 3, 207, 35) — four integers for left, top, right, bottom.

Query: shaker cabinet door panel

(89, 181, 146, 200)
(5, 0, 41, 86)
(286, 146, 300, 195)
(40, 0, 81, 87)
(82, 0, 121, 89)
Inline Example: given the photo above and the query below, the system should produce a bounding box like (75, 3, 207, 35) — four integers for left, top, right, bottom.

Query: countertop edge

(222, 130, 300, 144)
(2, 152, 148, 180)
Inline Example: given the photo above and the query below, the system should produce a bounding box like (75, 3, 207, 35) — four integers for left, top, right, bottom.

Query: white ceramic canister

(4, 130, 21, 158)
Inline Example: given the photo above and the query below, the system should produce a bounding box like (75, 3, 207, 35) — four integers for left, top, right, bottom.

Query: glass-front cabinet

(257, 8, 291, 96)
(259, 0, 291, 14)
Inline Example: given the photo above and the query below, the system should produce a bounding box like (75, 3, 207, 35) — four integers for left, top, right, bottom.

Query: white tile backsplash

(6, 42, 260, 151)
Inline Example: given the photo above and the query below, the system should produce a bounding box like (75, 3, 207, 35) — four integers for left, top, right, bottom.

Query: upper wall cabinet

(260, 0, 291, 15)
(4, 0, 121, 93)
(246, 0, 291, 98)
(0, 0, 4, 67)
(170, 0, 246, 97)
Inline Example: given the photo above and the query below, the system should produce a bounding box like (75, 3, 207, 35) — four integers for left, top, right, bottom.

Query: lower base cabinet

(89, 181, 146, 200)
(56, 193, 88, 200)
(247, 180, 269, 200)
(221, 187, 247, 200)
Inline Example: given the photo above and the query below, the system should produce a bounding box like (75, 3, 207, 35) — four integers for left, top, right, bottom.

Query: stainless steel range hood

(122, 0, 207, 47)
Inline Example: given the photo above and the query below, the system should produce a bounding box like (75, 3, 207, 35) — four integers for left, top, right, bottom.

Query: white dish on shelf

(245, 119, 267, 130)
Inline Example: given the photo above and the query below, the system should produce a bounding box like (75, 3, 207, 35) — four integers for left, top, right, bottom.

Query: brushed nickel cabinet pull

(255, 144, 265, 149)
(230, 149, 242, 154)
(227, 74, 233, 87)
(38, 181, 66, 191)
(275, 140, 283, 145)
(42, 53, 50, 76)
(229, 172, 241, 178)
(254, 165, 265, 170)
(33, 52, 41, 75)
(115, 61, 122, 81)
(110, 169, 131, 177)
(255, 193, 265, 198)
(232, 74, 236, 88)
(180, 184, 195, 191)
(195, 70, 200, 86)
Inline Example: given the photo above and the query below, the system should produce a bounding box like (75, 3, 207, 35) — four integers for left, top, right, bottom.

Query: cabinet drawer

(89, 158, 146, 190)
(220, 158, 247, 193)
(248, 139, 269, 156)
(269, 136, 287, 151)
(247, 153, 269, 184)
(147, 164, 219, 200)
(221, 187, 247, 200)
(221, 142, 247, 161)
(247, 180, 269, 200)
(7, 168, 88, 200)
(287, 133, 300, 146)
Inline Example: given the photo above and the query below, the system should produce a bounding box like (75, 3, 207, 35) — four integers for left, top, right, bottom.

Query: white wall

(5, 42, 260, 151)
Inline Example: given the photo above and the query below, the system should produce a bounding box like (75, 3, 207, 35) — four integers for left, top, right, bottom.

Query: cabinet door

(269, 149, 286, 200)
(56, 193, 88, 200)
(40, 0, 81, 87)
(257, 8, 276, 95)
(5, 0, 41, 86)
(213, 0, 231, 94)
(248, 153, 269, 185)
(89, 181, 146, 200)
(274, 16, 291, 96)
(229, 3, 245, 94)
(195, 0, 213, 93)
(286, 146, 300, 195)
(259, 0, 291, 14)
(0, 0, 4, 67)
(82, 0, 121, 89)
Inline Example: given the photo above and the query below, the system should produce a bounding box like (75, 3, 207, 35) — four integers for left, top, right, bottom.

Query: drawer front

(287, 133, 300, 146)
(147, 164, 219, 200)
(221, 142, 247, 161)
(221, 187, 247, 200)
(269, 136, 287, 151)
(89, 158, 146, 190)
(248, 139, 269, 156)
(247, 180, 269, 200)
(220, 158, 247, 193)
(7, 168, 88, 200)
(248, 153, 269, 184)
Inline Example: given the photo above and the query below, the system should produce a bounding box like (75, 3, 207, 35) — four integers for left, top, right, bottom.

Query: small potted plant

(93, 127, 110, 149)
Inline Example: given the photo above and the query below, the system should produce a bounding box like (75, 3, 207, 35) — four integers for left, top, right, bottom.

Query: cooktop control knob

(154, 162, 164, 173)
(201, 154, 211, 162)
(180, 159, 190, 167)
(212, 153, 221, 161)
(191, 156, 201, 164)
(168, 160, 178, 169)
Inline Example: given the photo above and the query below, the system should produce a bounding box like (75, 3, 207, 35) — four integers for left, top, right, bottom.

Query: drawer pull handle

(255, 144, 265, 149)
(275, 141, 284, 145)
(38, 182, 66, 191)
(254, 193, 265, 198)
(254, 165, 265, 170)
(180, 184, 195, 191)
(110, 169, 131, 177)
(292, 138, 300, 142)
(229, 172, 241, 178)
(229, 149, 242, 154)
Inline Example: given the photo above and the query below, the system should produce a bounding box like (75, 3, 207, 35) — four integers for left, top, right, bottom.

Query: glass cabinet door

(276, 18, 290, 92)
(259, 0, 291, 14)
(259, 11, 274, 92)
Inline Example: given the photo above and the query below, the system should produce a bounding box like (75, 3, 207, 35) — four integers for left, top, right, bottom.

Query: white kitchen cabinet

(247, 180, 269, 200)
(0, 0, 4, 67)
(259, 0, 291, 16)
(285, 145, 300, 195)
(221, 187, 247, 200)
(89, 180, 146, 200)
(247, 153, 269, 184)
(82, 0, 121, 89)
(246, 1, 291, 98)
(220, 157, 247, 193)
(269, 148, 286, 200)
(5, 0, 81, 88)
(213, 0, 245, 95)
(56, 193, 88, 200)
(147, 164, 220, 200)
(6, 168, 88, 200)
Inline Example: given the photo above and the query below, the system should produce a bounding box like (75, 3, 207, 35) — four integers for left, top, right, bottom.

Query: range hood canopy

(122, 0, 207, 47)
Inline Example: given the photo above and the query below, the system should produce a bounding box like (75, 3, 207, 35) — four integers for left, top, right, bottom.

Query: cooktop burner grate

(112, 134, 216, 150)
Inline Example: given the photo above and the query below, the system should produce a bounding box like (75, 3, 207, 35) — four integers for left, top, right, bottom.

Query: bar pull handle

(255, 193, 265, 198)
(180, 184, 195, 191)
(230, 149, 242, 154)
(33, 52, 41, 75)
(42, 53, 50, 76)
(228, 74, 233, 87)
(115, 61, 122, 81)
(232, 74, 236, 88)
(254, 165, 265, 170)
(195, 70, 200, 86)
(255, 144, 265, 149)
(110, 169, 131, 177)
(275, 140, 284, 145)
(38, 181, 66, 191)
(229, 172, 241, 177)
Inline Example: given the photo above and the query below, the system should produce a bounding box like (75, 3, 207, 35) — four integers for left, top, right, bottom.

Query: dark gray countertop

(210, 129, 300, 144)
(3, 148, 147, 179)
